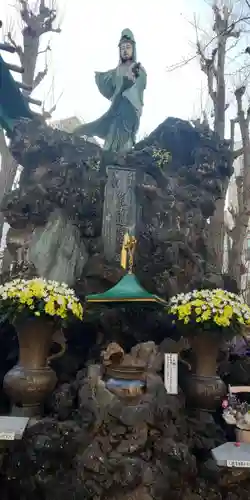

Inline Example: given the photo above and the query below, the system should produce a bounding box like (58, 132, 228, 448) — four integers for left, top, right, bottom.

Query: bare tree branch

(33, 67, 48, 89)
(38, 43, 51, 56)
(0, 0, 62, 253)
(6, 31, 23, 60)
(19, 0, 61, 37)
(235, 85, 246, 117)
(234, 147, 244, 158)
(19, 0, 33, 27)
(167, 1, 250, 287)
(193, 3, 250, 279)
(226, 81, 250, 286)
(167, 12, 250, 72)
(42, 89, 64, 118)
(197, 41, 217, 102)
(39, 0, 46, 12)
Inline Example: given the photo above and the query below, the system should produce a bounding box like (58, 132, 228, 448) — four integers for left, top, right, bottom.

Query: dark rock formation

(1, 116, 232, 299)
(0, 116, 243, 499)
(0, 342, 250, 499)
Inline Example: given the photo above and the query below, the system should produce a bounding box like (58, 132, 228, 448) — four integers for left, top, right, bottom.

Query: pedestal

(212, 442, 250, 468)
(0, 416, 29, 441)
(102, 165, 139, 262)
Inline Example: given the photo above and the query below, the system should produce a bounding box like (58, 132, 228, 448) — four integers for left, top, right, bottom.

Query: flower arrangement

(222, 394, 250, 429)
(168, 288, 250, 336)
(0, 278, 83, 324)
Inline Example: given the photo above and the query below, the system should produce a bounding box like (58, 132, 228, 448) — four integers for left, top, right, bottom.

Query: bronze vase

(236, 427, 250, 444)
(184, 333, 226, 411)
(3, 317, 57, 417)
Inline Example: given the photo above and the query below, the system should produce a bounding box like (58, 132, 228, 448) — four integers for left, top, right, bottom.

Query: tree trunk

(208, 196, 227, 270)
(0, 130, 18, 244)
(0, 30, 40, 245)
(0, 2, 60, 273)
(228, 218, 248, 289)
(228, 86, 250, 288)
(208, 38, 227, 272)
(22, 33, 39, 93)
(214, 39, 226, 141)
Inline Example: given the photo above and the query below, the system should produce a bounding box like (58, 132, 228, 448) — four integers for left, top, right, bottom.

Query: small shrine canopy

(85, 272, 167, 306)
(85, 234, 167, 307)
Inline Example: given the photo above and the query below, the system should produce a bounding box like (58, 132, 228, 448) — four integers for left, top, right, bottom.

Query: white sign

(0, 431, 15, 441)
(227, 460, 250, 468)
(164, 353, 178, 394)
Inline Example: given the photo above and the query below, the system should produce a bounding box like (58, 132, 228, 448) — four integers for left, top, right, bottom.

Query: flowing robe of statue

(74, 29, 147, 153)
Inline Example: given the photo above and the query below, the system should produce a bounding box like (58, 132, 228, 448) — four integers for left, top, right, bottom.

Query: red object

(234, 442, 241, 447)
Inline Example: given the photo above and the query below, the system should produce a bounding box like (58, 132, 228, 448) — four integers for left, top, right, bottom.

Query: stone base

(0, 416, 29, 440)
(212, 442, 250, 467)
(11, 403, 42, 418)
(1, 350, 250, 499)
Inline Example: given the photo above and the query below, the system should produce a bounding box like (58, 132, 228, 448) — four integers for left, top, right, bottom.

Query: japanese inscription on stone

(164, 354, 178, 395)
(102, 166, 137, 262)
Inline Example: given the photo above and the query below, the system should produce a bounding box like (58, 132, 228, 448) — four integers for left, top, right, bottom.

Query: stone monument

(73, 29, 147, 261)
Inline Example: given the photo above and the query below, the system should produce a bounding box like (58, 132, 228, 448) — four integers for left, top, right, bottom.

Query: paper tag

(0, 431, 15, 441)
(164, 353, 178, 394)
(227, 460, 250, 468)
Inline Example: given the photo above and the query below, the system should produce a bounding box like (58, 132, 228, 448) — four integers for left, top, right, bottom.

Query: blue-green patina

(0, 54, 32, 134)
(74, 29, 147, 153)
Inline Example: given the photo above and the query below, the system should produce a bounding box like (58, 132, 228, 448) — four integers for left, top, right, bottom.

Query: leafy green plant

(152, 148, 171, 169)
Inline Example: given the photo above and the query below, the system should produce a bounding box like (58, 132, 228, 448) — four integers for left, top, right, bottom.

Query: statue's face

(120, 41, 133, 61)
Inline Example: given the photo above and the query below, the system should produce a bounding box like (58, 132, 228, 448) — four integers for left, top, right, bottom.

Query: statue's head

(120, 40, 133, 62)
(119, 29, 136, 63)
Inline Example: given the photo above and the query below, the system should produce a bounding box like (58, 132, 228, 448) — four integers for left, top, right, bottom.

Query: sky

(47, 0, 209, 137)
(1, 0, 211, 139)
(1, 0, 248, 245)
(0, 0, 211, 249)
(4, 0, 245, 139)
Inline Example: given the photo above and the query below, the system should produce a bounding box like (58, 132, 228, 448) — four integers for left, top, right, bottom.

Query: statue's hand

(122, 75, 135, 91)
(131, 62, 141, 78)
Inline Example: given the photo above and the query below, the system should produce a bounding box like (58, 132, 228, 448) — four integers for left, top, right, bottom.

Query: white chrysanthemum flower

(56, 297, 65, 305)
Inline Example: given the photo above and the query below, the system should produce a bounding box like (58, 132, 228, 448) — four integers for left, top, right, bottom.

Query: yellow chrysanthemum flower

(168, 288, 250, 332)
(0, 278, 83, 323)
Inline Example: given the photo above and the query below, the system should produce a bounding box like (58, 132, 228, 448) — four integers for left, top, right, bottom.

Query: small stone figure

(102, 342, 125, 366)
(73, 29, 147, 153)
(29, 208, 88, 286)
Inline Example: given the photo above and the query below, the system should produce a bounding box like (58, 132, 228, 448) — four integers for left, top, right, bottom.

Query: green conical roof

(85, 273, 167, 306)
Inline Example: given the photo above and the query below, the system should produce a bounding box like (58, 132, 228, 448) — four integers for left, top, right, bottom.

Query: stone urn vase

(3, 317, 58, 417)
(236, 427, 250, 443)
(236, 416, 250, 443)
(105, 365, 146, 402)
(102, 342, 146, 403)
(183, 333, 227, 411)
